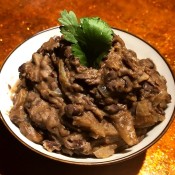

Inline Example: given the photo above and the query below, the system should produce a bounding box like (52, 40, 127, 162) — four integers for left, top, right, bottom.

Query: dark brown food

(9, 34, 171, 158)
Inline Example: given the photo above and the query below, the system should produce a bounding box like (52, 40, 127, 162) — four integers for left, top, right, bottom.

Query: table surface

(0, 0, 175, 174)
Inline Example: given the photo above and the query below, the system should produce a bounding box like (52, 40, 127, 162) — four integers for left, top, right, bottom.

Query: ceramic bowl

(0, 27, 175, 165)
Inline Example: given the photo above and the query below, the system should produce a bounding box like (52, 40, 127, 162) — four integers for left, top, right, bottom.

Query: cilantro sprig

(58, 10, 114, 68)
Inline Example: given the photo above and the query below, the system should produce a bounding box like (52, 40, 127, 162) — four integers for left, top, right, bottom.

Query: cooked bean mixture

(9, 34, 171, 158)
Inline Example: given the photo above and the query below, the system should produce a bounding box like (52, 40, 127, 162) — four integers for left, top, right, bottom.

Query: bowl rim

(0, 26, 175, 165)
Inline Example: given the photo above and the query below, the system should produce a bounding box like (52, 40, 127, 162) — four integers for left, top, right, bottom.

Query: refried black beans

(9, 34, 171, 158)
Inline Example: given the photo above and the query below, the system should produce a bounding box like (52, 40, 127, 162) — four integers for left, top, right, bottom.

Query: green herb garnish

(58, 10, 114, 67)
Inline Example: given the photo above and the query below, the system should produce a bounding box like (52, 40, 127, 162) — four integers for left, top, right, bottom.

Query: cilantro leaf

(58, 10, 114, 67)
(72, 44, 87, 66)
(58, 10, 79, 43)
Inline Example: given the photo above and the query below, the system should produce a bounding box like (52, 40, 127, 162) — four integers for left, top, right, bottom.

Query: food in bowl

(8, 10, 171, 159)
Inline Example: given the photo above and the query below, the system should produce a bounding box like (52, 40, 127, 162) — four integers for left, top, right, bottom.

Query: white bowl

(0, 27, 175, 165)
